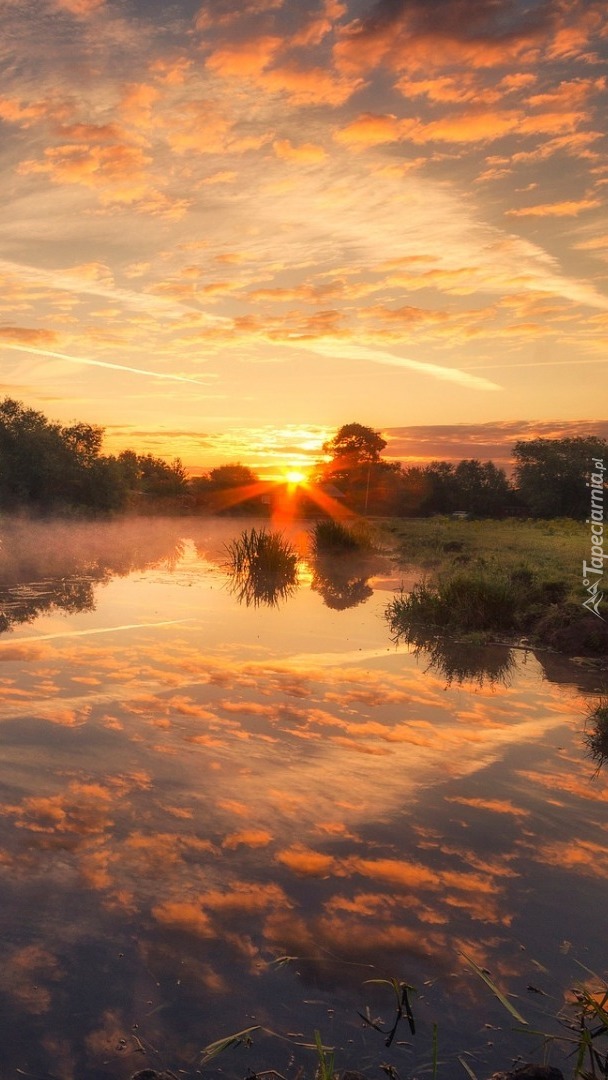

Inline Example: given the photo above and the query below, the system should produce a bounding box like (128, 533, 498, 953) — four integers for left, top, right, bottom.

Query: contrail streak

(465, 357, 608, 371)
(294, 341, 501, 391)
(1, 342, 213, 385)
(0, 619, 193, 646)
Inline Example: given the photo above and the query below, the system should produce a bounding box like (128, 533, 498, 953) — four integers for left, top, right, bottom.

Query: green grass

(310, 519, 377, 556)
(380, 516, 585, 599)
(381, 517, 608, 656)
(386, 566, 568, 637)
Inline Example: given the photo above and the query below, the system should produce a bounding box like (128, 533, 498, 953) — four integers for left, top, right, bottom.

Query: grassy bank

(379, 517, 608, 658)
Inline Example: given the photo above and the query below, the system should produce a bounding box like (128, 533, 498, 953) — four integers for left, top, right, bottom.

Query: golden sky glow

(1, 0, 607, 471)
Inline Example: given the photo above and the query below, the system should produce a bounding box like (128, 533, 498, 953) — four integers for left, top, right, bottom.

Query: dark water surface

(0, 518, 605, 1080)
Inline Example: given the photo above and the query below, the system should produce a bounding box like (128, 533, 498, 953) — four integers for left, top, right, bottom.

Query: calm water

(0, 517, 605, 1080)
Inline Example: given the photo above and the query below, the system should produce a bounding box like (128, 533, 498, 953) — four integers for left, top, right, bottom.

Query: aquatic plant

(359, 977, 417, 1046)
(584, 698, 608, 775)
(224, 527, 299, 607)
(310, 519, 376, 556)
(385, 565, 569, 639)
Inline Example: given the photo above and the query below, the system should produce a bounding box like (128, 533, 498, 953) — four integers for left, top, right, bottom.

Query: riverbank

(379, 517, 608, 659)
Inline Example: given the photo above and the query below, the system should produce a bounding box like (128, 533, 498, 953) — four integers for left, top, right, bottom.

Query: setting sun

(285, 470, 307, 485)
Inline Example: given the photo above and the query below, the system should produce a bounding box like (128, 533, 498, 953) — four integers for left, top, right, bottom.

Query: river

(0, 516, 605, 1080)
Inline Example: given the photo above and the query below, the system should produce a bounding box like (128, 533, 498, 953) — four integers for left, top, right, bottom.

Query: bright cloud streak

(301, 342, 502, 391)
(0, 620, 194, 646)
(1, 343, 216, 386)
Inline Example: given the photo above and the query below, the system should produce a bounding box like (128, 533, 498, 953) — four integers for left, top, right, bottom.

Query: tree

(320, 423, 399, 512)
(0, 397, 120, 511)
(453, 459, 511, 517)
(322, 423, 387, 471)
(207, 464, 258, 489)
(513, 437, 608, 518)
(117, 450, 187, 498)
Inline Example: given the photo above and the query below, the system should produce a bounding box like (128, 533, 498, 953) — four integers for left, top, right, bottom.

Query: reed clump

(584, 698, 608, 774)
(386, 565, 568, 638)
(224, 527, 299, 607)
(310, 519, 377, 556)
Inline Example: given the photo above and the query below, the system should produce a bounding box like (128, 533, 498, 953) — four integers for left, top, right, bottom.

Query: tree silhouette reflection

(0, 517, 186, 634)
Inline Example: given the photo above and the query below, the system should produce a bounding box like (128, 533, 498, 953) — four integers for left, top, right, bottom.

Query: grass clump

(224, 527, 299, 607)
(584, 698, 608, 774)
(310, 519, 377, 556)
(386, 565, 568, 639)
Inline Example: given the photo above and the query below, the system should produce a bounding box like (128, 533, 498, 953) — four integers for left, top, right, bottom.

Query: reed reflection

(390, 624, 518, 687)
(584, 698, 608, 775)
(223, 527, 299, 608)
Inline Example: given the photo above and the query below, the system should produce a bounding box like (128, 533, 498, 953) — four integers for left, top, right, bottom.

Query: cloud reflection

(0, 519, 604, 1076)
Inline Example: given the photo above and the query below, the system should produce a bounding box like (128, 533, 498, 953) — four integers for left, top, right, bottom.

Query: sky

(1, 0, 607, 476)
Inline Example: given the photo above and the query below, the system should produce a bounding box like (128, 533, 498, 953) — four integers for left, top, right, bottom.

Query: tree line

(0, 400, 604, 519)
(318, 422, 607, 519)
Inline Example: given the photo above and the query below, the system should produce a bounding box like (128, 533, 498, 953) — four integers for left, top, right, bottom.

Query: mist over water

(0, 516, 605, 1079)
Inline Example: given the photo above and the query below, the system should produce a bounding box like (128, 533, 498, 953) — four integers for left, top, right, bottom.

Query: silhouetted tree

(513, 436, 608, 518)
(117, 450, 187, 498)
(0, 397, 122, 512)
(453, 459, 511, 516)
(321, 422, 401, 512)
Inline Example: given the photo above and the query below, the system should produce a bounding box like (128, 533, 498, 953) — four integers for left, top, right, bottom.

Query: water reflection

(0, 517, 605, 1079)
(584, 700, 608, 774)
(309, 553, 378, 610)
(0, 517, 185, 634)
(398, 627, 519, 687)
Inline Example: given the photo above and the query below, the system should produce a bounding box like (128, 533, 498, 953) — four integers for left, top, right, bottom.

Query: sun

(284, 469, 307, 485)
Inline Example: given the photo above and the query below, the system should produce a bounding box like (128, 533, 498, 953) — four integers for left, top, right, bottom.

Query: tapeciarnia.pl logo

(582, 457, 606, 620)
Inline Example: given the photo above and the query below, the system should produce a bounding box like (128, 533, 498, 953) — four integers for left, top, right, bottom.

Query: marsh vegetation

(382, 518, 608, 656)
(223, 526, 299, 606)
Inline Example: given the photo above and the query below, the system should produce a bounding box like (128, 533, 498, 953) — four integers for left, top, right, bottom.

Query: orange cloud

(258, 63, 361, 105)
(194, 0, 283, 31)
(205, 35, 282, 77)
(506, 197, 602, 217)
(148, 56, 193, 85)
(446, 796, 530, 817)
(275, 845, 339, 877)
(152, 900, 215, 937)
(0, 326, 58, 345)
(334, 112, 406, 147)
(53, 0, 105, 12)
(222, 829, 274, 849)
(273, 138, 327, 163)
(4, 782, 114, 836)
(19, 142, 151, 198)
(119, 82, 160, 127)
(199, 882, 289, 913)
